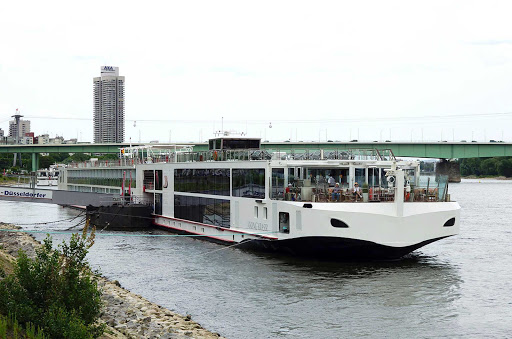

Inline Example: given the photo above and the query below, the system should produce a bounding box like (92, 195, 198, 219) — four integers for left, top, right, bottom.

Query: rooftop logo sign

(101, 66, 119, 75)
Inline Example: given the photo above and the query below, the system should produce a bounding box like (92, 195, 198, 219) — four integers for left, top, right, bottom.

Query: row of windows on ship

(143, 167, 391, 199)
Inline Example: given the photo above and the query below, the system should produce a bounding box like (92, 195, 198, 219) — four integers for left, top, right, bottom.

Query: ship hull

(238, 236, 450, 260)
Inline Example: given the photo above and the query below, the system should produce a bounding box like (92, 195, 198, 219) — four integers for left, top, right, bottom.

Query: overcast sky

(1, 0, 511, 143)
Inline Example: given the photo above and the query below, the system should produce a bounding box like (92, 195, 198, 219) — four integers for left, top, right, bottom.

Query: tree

(64, 153, 91, 164)
(0, 226, 105, 338)
(497, 158, 512, 177)
(39, 155, 56, 169)
(479, 158, 498, 176)
(460, 158, 481, 176)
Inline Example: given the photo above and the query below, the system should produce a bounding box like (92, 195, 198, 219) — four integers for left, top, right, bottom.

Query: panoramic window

(232, 169, 265, 198)
(174, 195, 230, 228)
(174, 168, 230, 196)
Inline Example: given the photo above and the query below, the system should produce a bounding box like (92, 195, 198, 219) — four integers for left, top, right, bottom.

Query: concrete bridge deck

(1, 141, 511, 172)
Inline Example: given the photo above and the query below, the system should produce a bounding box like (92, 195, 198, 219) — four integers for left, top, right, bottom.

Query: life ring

(388, 176, 395, 183)
(213, 151, 218, 161)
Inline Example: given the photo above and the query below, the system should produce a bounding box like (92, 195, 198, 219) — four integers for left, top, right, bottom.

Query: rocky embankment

(0, 223, 224, 339)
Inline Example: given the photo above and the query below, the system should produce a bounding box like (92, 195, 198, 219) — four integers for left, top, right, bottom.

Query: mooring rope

(0, 228, 279, 238)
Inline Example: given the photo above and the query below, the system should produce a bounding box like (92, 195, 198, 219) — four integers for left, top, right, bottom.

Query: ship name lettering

(247, 221, 268, 231)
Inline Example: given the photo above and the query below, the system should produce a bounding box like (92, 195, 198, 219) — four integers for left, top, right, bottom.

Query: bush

(0, 227, 104, 338)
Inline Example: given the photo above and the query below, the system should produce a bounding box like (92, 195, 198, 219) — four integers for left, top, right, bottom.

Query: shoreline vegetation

(461, 175, 512, 180)
(459, 157, 512, 178)
(0, 223, 223, 339)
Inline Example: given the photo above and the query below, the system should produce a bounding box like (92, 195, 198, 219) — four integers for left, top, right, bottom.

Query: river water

(1, 179, 511, 338)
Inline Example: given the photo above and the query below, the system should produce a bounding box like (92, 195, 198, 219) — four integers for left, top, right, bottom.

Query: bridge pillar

(31, 153, 39, 173)
(436, 159, 461, 183)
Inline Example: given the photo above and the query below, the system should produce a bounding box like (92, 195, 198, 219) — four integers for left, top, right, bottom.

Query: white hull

(152, 198, 459, 259)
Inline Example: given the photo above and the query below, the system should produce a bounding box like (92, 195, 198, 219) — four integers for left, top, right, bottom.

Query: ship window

(331, 219, 349, 228)
(271, 168, 285, 199)
(443, 217, 456, 227)
(155, 170, 163, 190)
(232, 169, 265, 198)
(279, 212, 290, 234)
(154, 194, 162, 215)
(174, 194, 230, 228)
(144, 170, 155, 190)
(174, 168, 230, 196)
(254, 206, 258, 218)
(263, 207, 268, 219)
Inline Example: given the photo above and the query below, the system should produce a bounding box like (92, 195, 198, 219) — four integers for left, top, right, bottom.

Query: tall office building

(8, 118, 30, 141)
(93, 66, 125, 143)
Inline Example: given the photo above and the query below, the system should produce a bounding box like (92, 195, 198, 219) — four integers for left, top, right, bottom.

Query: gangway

(0, 186, 153, 230)
(0, 185, 118, 206)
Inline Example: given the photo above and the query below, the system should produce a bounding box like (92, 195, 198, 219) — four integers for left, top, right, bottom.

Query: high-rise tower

(93, 66, 125, 143)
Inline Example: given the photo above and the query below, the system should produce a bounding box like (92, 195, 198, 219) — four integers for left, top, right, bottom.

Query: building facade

(9, 119, 31, 141)
(93, 66, 125, 143)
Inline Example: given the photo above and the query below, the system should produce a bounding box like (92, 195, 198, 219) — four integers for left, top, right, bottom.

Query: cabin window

(254, 206, 258, 218)
(232, 169, 265, 198)
(279, 212, 290, 234)
(154, 194, 162, 215)
(143, 170, 155, 190)
(263, 207, 268, 219)
(174, 194, 230, 228)
(155, 170, 163, 190)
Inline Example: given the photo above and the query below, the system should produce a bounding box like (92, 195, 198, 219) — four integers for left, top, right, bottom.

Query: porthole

(443, 217, 456, 227)
(331, 219, 349, 228)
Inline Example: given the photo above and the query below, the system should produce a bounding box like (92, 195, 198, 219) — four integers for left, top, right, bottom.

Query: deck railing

(65, 148, 397, 169)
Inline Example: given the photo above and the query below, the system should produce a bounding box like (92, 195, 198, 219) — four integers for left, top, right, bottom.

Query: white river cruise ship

(60, 137, 460, 260)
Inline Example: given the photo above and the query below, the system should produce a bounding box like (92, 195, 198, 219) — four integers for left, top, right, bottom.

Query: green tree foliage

(63, 153, 91, 164)
(479, 158, 498, 176)
(39, 155, 56, 169)
(459, 157, 512, 177)
(497, 158, 512, 177)
(0, 228, 104, 338)
(97, 154, 119, 161)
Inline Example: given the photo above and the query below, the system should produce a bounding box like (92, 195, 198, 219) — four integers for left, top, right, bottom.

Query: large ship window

(174, 195, 230, 228)
(174, 168, 230, 196)
(209, 138, 260, 150)
(355, 168, 365, 187)
(271, 168, 285, 199)
(232, 169, 265, 198)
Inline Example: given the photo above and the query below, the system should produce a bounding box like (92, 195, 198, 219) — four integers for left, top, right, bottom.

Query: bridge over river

(1, 141, 511, 175)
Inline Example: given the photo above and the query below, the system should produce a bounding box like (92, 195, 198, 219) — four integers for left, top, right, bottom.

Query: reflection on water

(1, 180, 511, 338)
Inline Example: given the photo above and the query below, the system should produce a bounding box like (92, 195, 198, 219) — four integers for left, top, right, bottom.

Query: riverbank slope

(0, 223, 224, 339)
